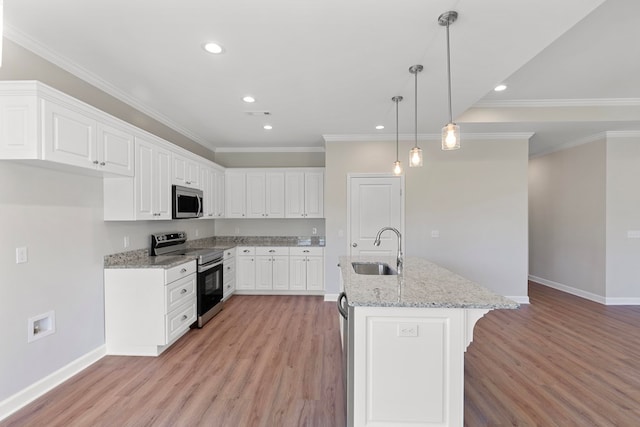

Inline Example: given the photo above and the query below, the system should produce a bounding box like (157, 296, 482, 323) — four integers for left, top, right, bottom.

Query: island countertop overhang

(339, 255, 519, 310)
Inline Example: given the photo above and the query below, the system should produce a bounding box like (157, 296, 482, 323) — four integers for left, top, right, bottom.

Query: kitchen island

(338, 256, 518, 427)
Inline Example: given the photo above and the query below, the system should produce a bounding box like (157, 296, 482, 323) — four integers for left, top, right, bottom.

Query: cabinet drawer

(223, 261, 235, 283)
(166, 301, 196, 343)
(237, 246, 255, 256)
(223, 248, 236, 260)
(256, 246, 289, 256)
(166, 274, 196, 313)
(289, 247, 324, 256)
(165, 260, 197, 284)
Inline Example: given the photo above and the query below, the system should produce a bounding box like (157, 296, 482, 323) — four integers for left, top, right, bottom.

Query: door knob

(352, 243, 358, 247)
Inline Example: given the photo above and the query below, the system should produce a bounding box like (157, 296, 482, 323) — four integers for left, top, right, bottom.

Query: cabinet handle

(303, 250, 309, 253)
(181, 315, 188, 321)
(180, 289, 187, 294)
(265, 214, 268, 217)
(269, 250, 275, 253)
(100, 162, 106, 166)
(243, 250, 250, 253)
(186, 181, 191, 185)
(93, 160, 99, 164)
(180, 268, 187, 273)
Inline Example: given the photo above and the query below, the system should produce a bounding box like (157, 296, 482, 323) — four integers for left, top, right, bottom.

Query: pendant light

(392, 95, 403, 175)
(439, 10, 460, 150)
(408, 65, 423, 167)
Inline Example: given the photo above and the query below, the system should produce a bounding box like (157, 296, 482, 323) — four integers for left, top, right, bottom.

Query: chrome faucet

(373, 227, 403, 273)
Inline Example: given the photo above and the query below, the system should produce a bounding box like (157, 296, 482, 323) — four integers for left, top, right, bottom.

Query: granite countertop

(105, 235, 325, 269)
(339, 255, 518, 310)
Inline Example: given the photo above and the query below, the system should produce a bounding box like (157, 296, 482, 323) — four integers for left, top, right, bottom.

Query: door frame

(346, 173, 405, 256)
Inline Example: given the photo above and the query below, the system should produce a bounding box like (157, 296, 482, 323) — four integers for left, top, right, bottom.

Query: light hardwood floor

(4, 283, 640, 426)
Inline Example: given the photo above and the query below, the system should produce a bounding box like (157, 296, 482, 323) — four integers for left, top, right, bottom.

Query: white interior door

(348, 175, 403, 256)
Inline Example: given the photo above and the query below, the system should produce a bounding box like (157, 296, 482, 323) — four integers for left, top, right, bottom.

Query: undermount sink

(352, 262, 397, 275)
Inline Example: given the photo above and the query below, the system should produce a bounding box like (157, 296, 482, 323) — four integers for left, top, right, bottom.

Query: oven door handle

(199, 260, 223, 273)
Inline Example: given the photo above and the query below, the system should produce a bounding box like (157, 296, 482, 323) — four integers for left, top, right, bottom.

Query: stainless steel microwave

(172, 185, 203, 219)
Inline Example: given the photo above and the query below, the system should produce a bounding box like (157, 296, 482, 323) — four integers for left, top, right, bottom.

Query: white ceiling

(5, 0, 636, 156)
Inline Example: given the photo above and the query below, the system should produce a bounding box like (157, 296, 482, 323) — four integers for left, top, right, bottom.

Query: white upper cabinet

(199, 162, 224, 219)
(0, 82, 133, 176)
(134, 137, 172, 220)
(245, 171, 285, 218)
(43, 100, 134, 176)
(285, 169, 324, 218)
(225, 171, 247, 218)
(213, 170, 225, 218)
(172, 152, 200, 189)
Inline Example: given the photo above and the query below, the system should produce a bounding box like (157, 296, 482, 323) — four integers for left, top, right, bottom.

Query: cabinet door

(97, 123, 134, 176)
(272, 255, 290, 290)
(200, 166, 214, 218)
(246, 172, 266, 218)
(306, 256, 324, 290)
(265, 172, 285, 218)
(172, 153, 200, 188)
(214, 171, 225, 217)
(225, 172, 246, 218)
(304, 172, 324, 218)
(289, 256, 307, 290)
(285, 172, 305, 218)
(255, 256, 273, 290)
(236, 256, 256, 290)
(135, 138, 171, 220)
(43, 100, 98, 169)
(154, 146, 172, 219)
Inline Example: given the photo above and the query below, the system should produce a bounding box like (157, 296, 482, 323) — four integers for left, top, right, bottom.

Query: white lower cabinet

(104, 260, 197, 356)
(223, 248, 236, 299)
(236, 247, 256, 290)
(289, 247, 324, 291)
(255, 247, 289, 290)
(235, 246, 323, 294)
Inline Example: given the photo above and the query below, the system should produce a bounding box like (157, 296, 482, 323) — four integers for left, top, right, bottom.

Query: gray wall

(529, 134, 640, 303)
(325, 137, 529, 300)
(529, 139, 607, 298)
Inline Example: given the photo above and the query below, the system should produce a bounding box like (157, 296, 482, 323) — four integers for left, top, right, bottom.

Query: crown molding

(530, 130, 640, 158)
(323, 132, 534, 143)
(4, 25, 211, 148)
(215, 146, 325, 153)
(475, 98, 640, 108)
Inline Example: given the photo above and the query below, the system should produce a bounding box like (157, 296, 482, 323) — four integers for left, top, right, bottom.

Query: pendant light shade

(392, 95, 403, 175)
(439, 10, 460, 151)
(408, 65, 423, 167)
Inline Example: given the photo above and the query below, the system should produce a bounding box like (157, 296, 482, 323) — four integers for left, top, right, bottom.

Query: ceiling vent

(245, 111, 271, 116)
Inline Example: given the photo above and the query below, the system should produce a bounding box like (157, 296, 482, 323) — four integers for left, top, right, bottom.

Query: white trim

(215, 146, 325, 153)
(604, 297, 640, 305)
(323, 132, 534, 143)
(4, 25, 210, 148)
(324, 293, 340, 302)
(475, 98, 640, 108)
(530, 132, 607, 158)
(0, 345, 106, 421)
(505, 296, 530, 304)
(530, 130, 640, 159)
(529, 275, 607, 304)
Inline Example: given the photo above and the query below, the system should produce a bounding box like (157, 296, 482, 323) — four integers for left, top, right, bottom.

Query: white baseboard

(324, 293, 339, 302)
(0, 345, 106, 421)
(529, 275, 607, 304)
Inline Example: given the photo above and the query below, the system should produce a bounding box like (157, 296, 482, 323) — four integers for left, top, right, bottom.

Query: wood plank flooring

(2, 296, 345, 427)
(4, 283, 640, 426)
(465, 281, 640, 426)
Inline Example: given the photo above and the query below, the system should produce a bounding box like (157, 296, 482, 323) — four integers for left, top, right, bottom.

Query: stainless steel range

(151, 232, 224, 328)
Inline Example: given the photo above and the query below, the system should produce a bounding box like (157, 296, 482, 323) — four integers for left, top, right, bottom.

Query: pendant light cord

(446, 21, 453, 124)
(395, 97, 400, 161)
(414, 69, 418, 148)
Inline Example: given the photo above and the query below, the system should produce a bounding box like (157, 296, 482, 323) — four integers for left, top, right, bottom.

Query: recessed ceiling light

(243, 96, 256, 103)
(263, 125, 273, 130)
(203, 42, 223, 54)
(494, 84, 507, 92)
(376, 125, 385, 130)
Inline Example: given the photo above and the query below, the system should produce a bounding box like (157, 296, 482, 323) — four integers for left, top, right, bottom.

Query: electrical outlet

(312, 227, 317, 235)
(398, 323, 418, 337)
(195, 229, 199, 237)
(123, 236, 130, 248)
(431, 230, 440, 238)
(16, 247, 28, 264)
(234, 227, 240, 235)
